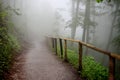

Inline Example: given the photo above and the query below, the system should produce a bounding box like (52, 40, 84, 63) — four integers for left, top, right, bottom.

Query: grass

(56, 45, 78, 68)
(67, 49, 79, 68)
(51, 45, 109, 80)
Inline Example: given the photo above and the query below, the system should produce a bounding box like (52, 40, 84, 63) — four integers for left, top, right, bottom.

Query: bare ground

(8, 41, 82, 80)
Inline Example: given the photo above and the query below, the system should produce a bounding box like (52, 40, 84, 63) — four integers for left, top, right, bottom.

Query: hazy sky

(18, 0, 71, 41)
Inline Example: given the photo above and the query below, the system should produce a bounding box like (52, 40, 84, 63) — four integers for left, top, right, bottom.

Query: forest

(0, 0, 120, 80)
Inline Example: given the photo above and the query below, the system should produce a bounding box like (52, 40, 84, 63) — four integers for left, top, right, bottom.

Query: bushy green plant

(57, 46, 78, 68)
(8, 34, 21, 51)
(81, 56, 108, 80)
(55, 45, 108, 80)
(67, 49, 79, 68)
(0, 2, 21, 79)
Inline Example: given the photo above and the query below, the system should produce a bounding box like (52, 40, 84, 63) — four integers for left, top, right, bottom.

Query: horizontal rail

(50, 37, 120, 60)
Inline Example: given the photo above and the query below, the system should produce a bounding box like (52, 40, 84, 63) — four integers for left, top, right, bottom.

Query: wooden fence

(48, 37, 120, 80)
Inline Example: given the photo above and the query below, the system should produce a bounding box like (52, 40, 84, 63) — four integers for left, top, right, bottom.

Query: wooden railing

(47, 37, 120, 80)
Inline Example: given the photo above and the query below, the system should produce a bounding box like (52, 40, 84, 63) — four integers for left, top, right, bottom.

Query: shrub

(55, 45, 109, 80)
(81, 56, 108, 80)
(67, 49, 79, 68)
(0, 2, 21, 79)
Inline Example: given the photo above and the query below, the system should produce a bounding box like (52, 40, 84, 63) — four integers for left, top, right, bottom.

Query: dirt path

(10, 41, 81, 80)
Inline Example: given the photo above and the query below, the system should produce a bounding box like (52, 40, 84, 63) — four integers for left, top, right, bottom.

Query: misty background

(2, 0, 120, 67)
(0, 0, 120, 79)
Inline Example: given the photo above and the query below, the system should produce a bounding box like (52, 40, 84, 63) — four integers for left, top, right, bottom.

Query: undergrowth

(81, 56, 108, 80)
(0, 2, 21, 79)
(56, 46, 108, 80)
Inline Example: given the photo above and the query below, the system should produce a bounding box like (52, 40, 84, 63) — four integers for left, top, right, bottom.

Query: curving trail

(10, 41, 81, 80)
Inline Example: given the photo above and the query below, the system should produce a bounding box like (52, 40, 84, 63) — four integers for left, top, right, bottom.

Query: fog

(1, 0, 120, 79)
(7, 0, 80, 42)
(13, 0, 61, 42)
(3, 0, 120, 66)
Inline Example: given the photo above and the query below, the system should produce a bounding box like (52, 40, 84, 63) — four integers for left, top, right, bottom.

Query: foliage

(0, 2, 21, 79)
(96, 0, 111, 3)
(57, 45, 79, 68)
(81, 56, 108, 80)
(8, 34, 21, 51)
(113, 35, 120, 48)
(67, 49, 79, 68)
(96, 0, 104, 3)
(56, 46, 108, 80)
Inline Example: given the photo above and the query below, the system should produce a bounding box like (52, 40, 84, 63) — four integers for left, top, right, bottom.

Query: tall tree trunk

(71, 0, 75, 17)
(82, 0, 91, 41)
(85, 24, 90, 54)
(14, 0, 16, 9)
(71, 0, 80, 39)
(71, 27, 76, 39)
(71, 0, 75, 40)
(82, 0, 91, 55)
(106, 5, 118, 51)
(102, 4, 119, 65)
(82, 26, 86, 42)
(91, 0, 96, 44)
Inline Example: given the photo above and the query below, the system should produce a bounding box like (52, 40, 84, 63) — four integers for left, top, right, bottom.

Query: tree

(66, 0, 81, 39)
(53, 11, 64, 36)
(106, 1, 120, 51)
(107, 0, 120, 51)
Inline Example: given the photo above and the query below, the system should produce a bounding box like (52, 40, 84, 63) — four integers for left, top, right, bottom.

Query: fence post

(64, 39, 68, 62)
(109, 55, 115, 80)
(55, 38, 57, 55)
(78, 42, 82, 71)
(59, 38, 63, 58)
(52, 38, 54, 48)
